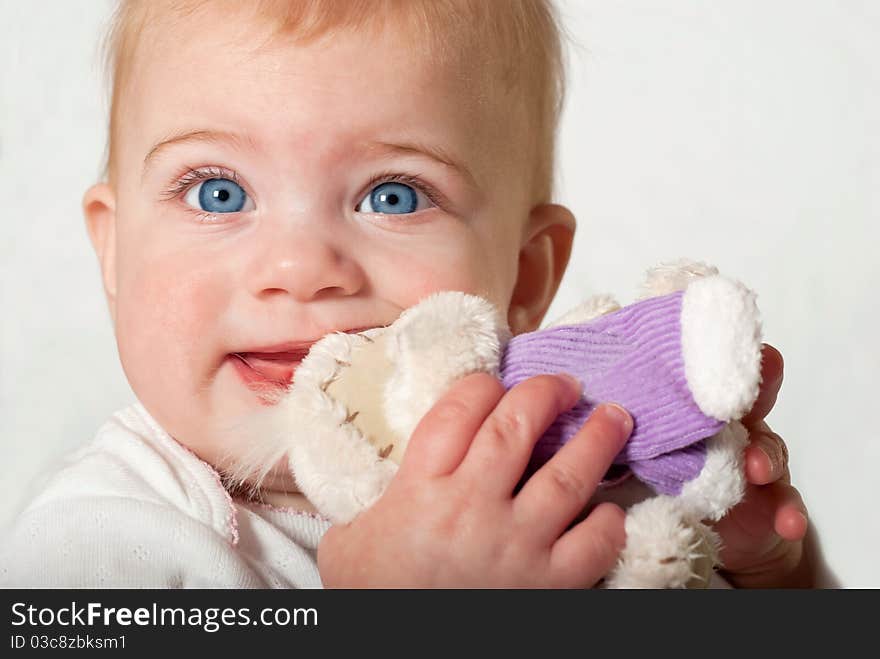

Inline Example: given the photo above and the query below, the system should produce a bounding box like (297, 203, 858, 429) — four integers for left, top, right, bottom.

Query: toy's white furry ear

(638, 259, 720, 299)
(545, 293, 621, 328)
(383, 292, 510, 442)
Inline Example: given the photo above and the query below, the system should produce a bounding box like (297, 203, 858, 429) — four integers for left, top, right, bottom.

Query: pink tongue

(239, 351, 307, 383)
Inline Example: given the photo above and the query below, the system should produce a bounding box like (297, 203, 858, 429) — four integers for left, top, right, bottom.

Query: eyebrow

(142, 129, 478, 189)
(361, 140, 478, 190)
(142, 129, 259, 180)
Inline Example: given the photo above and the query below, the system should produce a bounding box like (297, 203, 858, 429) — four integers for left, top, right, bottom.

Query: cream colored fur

(383, 292, 509, 444)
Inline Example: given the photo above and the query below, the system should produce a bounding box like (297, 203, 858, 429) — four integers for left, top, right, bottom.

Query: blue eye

(356, 181, 431, 215)
(184, 177, 254, 214)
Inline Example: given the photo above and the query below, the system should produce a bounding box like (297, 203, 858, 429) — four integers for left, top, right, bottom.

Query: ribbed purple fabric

(499, 291, 723, 495)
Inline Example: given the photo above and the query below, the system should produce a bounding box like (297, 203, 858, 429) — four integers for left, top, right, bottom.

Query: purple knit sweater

(499, 291, 724, 495)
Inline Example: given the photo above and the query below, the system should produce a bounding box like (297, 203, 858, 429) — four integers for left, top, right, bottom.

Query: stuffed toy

(233, 258, 763, 588)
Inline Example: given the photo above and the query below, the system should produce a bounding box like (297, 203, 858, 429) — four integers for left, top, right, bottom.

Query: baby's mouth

(231, 349, 311, 387)
(230, 328, 379, 393)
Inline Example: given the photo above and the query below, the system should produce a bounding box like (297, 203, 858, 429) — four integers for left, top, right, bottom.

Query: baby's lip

(238, 327, 378, 356)
(238, 349, 311, 362)
(238, 342, 315, 355)
(231, 327, 378, 385)
(232, 351, 305, 386)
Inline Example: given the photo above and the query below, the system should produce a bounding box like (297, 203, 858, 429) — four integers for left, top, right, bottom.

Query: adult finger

(400, 372, 506, 478)
(514, 403, 632, 543)
(742, 344, 784, 427)
(549, 502, 627, 588)
(456, 373, 582, 495)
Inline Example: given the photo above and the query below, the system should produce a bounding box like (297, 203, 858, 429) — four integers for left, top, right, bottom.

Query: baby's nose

(247, 230, 366, 301)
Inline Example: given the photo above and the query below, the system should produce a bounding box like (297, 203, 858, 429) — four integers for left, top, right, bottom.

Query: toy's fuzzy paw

(384, 292, 509, 441)
(605, 496, 720, 589)
(681, 276, 762, 421)
(639, 258, 763, 423)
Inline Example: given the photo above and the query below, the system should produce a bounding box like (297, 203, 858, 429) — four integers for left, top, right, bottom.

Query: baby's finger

(742, 344, 784, 427)
(514, 404, 632, 543)
(401, 372, 506, 478)
(772, 484, 809, 541)
(717, 480, 807, 546)
(457, 373, 582, 495)
(549, 502, 626, 588)
(745, 425, 790, 485)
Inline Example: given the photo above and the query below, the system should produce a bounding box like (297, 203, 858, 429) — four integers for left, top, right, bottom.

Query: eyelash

(160, 165, 448, 222)
(358, 171, 448, 212)
(160, 165, 242, 201)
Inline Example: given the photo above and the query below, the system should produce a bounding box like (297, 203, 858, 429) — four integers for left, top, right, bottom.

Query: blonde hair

(100, 0, 567, 202)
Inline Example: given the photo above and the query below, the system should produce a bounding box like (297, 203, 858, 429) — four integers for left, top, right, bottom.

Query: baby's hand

(317, 373, 632, 588)
(714, 345, 815, 587)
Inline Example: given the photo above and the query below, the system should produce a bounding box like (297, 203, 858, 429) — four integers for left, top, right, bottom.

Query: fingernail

(757, 435, 783, 477)
(758, 446, 774, 474)
(603, 403, 633, 436)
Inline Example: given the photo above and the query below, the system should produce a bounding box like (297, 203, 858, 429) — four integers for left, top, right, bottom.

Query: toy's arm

(502, 276, 761, 489)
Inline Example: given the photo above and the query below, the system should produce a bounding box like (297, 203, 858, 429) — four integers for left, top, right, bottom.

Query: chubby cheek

(114, 245, 231, 435)
(376, 224, 518, 312)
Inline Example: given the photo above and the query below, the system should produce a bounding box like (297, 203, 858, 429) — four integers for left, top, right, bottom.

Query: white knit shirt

(1, 403, 745, 589)
(0, 403, 331, 588)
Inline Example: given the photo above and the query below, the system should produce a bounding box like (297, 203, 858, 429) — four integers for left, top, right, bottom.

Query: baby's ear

(507, 203, 576, 334)
(82, 183, 118, 322)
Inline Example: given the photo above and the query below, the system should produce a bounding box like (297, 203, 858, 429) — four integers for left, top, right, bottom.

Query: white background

(1, 1, 877, 586)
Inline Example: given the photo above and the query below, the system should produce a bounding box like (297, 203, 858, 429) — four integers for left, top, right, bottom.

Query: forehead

(122, 7, 517, 188)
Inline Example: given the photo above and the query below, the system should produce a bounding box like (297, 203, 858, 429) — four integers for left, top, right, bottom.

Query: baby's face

(86, 10, 567, 493)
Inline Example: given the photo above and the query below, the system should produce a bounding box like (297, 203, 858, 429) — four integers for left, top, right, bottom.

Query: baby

(1, 0, 814, 587)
